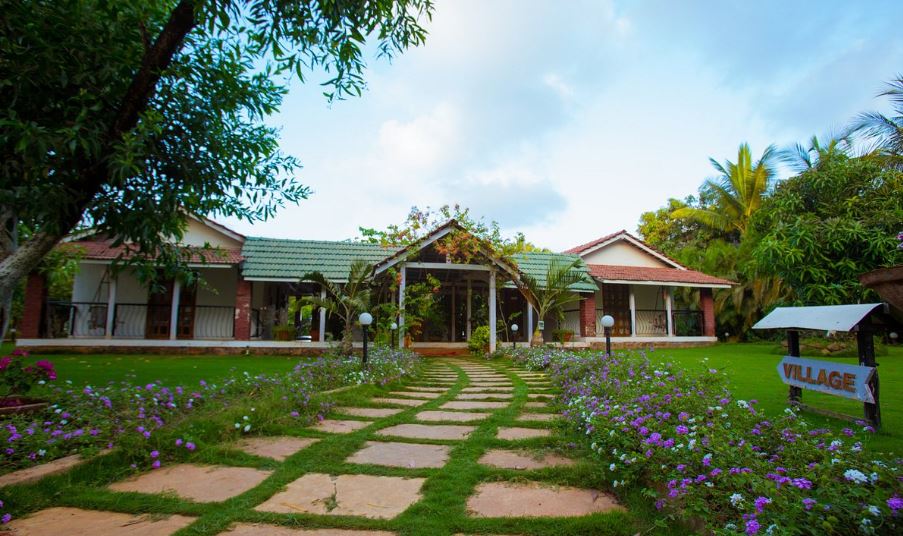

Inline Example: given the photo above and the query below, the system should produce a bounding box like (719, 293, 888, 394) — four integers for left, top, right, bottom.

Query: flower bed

(506, 347, 902, 535)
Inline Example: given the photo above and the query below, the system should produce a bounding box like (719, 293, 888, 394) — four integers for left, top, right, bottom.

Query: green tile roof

(241, 238, 401, 281)
(510, 251, 598, 293)
(240, 237, 596, 292)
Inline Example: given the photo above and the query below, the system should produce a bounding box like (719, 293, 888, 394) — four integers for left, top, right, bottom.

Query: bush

(0, 349, 56, 397)
(508, 347, 902, 535)
(552, 328, 574, 343)
(468, 325, 491, 355)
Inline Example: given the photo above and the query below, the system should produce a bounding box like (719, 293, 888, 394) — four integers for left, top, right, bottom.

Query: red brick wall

(234, 278, 252, 340)
(700, 288, 716, 337)
(579, 295, 596, 337)
(20, 273, 47, 338)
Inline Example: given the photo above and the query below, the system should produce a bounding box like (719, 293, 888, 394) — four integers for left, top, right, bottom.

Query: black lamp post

(601, 314, 614, 356)
(390, 321, 398, 348)
(359, 312, 373, 367)
(511, 323, 519, 349)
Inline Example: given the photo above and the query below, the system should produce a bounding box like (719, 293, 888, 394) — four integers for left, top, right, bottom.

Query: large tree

(852, 74, 903, 169)
(0, 0, 432, 335)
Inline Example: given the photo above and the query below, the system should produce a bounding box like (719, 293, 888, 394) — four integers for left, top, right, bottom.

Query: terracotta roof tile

(63, 240, 243, 265)
(562, 230, 627, 254)
(588, 264, 734, 286)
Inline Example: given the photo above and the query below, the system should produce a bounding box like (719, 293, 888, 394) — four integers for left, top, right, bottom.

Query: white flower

(844, 469, 869, 484)
(243, 424, 251, 432)
(867, 505, 880, 516)
(766, 524, 778, 535)
(870, 472, 878, 483)
(609, 463, 616, 471)
(234, 423, 240, 429)
(729, 493, 744, 507)
(737, 400, 749, 409)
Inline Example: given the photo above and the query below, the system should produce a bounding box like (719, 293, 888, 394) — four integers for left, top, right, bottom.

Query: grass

(649, 342, 903, 454)
(1, 357, 685, 536)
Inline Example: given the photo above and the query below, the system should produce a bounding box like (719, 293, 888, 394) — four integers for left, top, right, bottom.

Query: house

(16, 217, 732, 354)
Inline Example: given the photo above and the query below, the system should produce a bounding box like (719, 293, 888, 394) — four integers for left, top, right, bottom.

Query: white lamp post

(359, 312, 373, 367)
(511, 323, 519, 349)
(601, 315, 615, 355)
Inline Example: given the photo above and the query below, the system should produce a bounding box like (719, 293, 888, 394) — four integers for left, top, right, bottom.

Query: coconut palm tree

(301, 260, 373, 355)
(520, 258, 590, 346)
(671, 143, 777, 236)
(779, 134, 852, 174)
(851, 75, 903, 169)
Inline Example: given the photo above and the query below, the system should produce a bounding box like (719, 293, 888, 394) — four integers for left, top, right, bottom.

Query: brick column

(20, 273, 47, 338)
(579, 295, 596, 338)
(700, 288, 716, 337)
(234, 278, 252, 340)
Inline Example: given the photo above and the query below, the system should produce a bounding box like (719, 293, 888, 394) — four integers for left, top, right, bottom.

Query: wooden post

(466, 279, 472, 340)
(450, 284, 456, 342)
(488, 271, 496, 352)
(398, 264, 406, 348)
(857, 326, 881, 428)
(169, 279, 182, 340)
(527, 304, 533, 344)
(105, 275, 117, 338)
(787, 330, 802, 405)
(318, 288, 326, 343)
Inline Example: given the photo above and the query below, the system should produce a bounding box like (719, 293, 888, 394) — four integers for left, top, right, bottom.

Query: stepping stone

(456, 393, 513, 400)
(5, 507, 194, 536)
(388, 391, 442, 399)
(405, 387, 448, 392)
(109, 464, 272, 503)
(255, 473, 425, 519)
(467, 481, 623, 517)
(528, 394, 553, 399)
(235, 437, 319, 461)
(378, 424, 476, 441)
(461, 386, 513, 392)
(347, 441, 451, 468)
(441, 401, 508, 410)
(222, 523, 393, 535)
(415, 410, 491, 422)
(478, 449, 575, 470)
(335, 407, 403, 418)
(518, 413, 556, 422)
(310, 419, 371, 434)
(469, 382, 513, 387)
(371, 398, 426, 407)
(497, 427, 551, 440)
(524, 402, 548, 409)
(0, 453, 88, 488)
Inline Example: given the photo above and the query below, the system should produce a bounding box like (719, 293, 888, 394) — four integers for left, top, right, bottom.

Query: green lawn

(650, 342, 902, 455)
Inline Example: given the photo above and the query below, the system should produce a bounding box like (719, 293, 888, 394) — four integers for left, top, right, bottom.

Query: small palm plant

(301, 260, 373, 355)
(521, 258, 590, 346)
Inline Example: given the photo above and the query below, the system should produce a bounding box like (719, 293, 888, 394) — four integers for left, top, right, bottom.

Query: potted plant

(553, 328, 574, 344)
(519, 259, 591, 346)
(272, 323, 296, 341)
(0, 350, 56, 415)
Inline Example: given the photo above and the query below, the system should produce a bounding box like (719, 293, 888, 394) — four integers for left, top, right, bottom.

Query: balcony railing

(43, 301, 235, 339)
(45, 301, 107, 338)
(672, 310, 703, 336)
(635, 309, 668, 336)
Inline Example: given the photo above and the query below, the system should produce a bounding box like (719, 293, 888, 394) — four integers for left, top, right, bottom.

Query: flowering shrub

(0, 350, 56, 398)
(507, 347, 902, 535)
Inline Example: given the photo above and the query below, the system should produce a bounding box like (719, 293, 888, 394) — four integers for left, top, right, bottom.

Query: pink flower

(0, 357, 11, 370)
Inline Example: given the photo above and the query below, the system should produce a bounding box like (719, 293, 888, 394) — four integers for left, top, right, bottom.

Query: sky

(220, 0, 903, 251)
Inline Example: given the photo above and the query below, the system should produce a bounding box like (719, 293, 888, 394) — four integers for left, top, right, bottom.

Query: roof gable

(564, 230, 685, 269)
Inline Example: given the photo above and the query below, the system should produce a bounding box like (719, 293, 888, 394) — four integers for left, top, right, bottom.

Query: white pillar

(450, 284, 456, 342)
(527, 304, 533, 344)
(318, 287, 326, 342)
(105, 275, 117, 339)
(466, 279, 472, 340)
(665, 287, 674, 336)
(398, 263, 406, 348)
(169, 279, 182, 340)
(488, 270, 497, 352)
(628, 287, 637, 337)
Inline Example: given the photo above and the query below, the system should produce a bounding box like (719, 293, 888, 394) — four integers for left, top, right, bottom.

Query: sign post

(857, 319, 880, 426)
(786, 329, 802, 405)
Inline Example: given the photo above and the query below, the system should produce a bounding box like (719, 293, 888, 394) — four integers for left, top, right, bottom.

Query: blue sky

(220, 0, 902, 251)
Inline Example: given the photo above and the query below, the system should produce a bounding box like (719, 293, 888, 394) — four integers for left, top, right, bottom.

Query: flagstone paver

(455, 392, 514, 400)
(497, 427, 551, 440)
(388, 391, 443, 399)
(466, 481, 623, 517)
(221, 523, 394, 535)
(255, 473, 425, 519)
(347, 441, 451, 468)
(460, 386, 513, 392)
(334, 407, 404, 418)
(235, 436, 319, 461)
(415, 410, 491, 422)
(4, 507, 195, 536)
(108, 464, 272, 503)
(0, 453, 88, 488)
(311, 419, 371, 434)
(523, 402, 549, 409)
(405, 387, 449, 392)
(518, 413, 557, 422)
(378, 423, 476, 440)
(478, 449, 575, 470)
(370, 397, 426, 407)
(441, 401, 508, 410)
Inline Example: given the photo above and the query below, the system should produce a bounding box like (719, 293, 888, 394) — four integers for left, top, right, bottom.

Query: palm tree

(671, 143, 777, 236)
(779, 134, 852, 174)
(301, 260, 373, 355)
(851, 75, 903, 169)
(520, 258, 590, 346)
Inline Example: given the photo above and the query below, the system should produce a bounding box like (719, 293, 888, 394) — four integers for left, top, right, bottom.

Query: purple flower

(185, 442, 196, 451)
(1, 514, 10, 524)
(889, 496, 903, 513)
(150, 450, 159, 458)
(803, 498, 816, 511)
(745, 518, 760, 535)
(754, 496, 771, 513)
(676, 425, 689, 435)
(151, 460, 161, 469)
(175, 439, 183, 446)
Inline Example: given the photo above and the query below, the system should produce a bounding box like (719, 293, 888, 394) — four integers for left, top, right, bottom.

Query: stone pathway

(6, 357, 628, 535)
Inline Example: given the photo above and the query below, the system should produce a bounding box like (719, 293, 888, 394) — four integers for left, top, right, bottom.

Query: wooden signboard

(777, 356, 876, 404)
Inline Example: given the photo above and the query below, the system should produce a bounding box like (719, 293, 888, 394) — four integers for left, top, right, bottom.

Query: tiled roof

(241, 237, 401, 281)
(562, 230, 626, 254)
(511, 252, 598, 293)
(588, 264, 734, 286)
(563, 230, 687, 270)
(63, 240, 243, 265)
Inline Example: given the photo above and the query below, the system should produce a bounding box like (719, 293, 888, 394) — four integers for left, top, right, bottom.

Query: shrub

(508, 347, 902, 535)
(468, 325, 491, 354)
(0, 350, 56, 397)
(552, 328, 574, 343)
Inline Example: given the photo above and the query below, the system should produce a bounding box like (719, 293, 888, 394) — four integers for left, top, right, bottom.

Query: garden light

(511, 323, 518, 349)
(359, 312, 373, 367)
(390, 321, 398, 348)
(601, 315, 614, 355)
